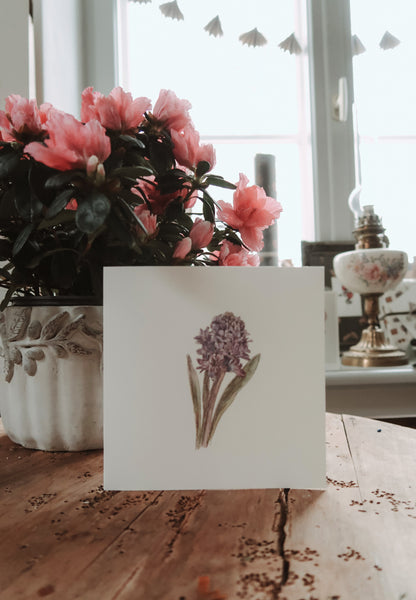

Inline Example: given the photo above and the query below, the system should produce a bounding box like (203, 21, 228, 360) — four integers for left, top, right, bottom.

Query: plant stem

(201, 370, 225, 448)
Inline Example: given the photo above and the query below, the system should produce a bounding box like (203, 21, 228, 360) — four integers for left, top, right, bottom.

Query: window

(349, 0, 416, 260)
(125, 0, 312, 265)
(6, 0, 416, 264)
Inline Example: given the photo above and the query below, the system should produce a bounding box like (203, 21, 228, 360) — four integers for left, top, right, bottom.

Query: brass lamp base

(342, 325, 408, 367)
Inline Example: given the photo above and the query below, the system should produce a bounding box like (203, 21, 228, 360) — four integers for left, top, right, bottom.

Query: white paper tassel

(278, 33, 301, 55)
(204, 15, 223, 38)
(379, 30, 401, 50)
(351, 34, 366, 56)
(239, 28, 267, 48)
(159, 0, 184, 21)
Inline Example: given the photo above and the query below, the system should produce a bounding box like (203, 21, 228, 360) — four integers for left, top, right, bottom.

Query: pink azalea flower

(151, 89, 192, 132)
(81, 86, 151, 133)
(189, 218, 214, 249)
(65, 198, 78, 211)
(171, 125, 216, 171)
(217, 240, 260, 266)
(25, 110, 111, 172)
(131, 176, 196, 215)
(217, 173, 282, 252)
(173, 237, 192, 259)
(133, 204, 158, 236)
(0, 95, 51, 143)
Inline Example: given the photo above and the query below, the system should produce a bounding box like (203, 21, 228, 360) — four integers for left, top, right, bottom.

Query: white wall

(0, 0, 30, 105)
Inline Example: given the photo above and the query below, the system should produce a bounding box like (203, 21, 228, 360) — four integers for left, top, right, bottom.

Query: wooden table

(1, 413, 415, 599)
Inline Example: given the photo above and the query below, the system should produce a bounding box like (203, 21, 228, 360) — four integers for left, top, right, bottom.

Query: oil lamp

(333, 205, 408, 367)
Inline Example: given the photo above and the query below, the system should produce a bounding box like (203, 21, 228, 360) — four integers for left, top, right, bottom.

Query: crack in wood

(255, 488, 290, 599)
(165, 491, 206, 558)
(276, 489, 290, 591)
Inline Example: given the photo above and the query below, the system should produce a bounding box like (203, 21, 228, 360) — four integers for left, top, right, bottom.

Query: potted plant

(0, 87, 282, 450)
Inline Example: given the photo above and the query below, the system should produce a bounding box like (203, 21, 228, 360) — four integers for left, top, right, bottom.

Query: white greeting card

(103, 266, 326, 491)
(325, 291, 340, 370)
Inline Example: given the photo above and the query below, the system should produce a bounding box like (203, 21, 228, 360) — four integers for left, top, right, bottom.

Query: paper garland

(204, 15, 223, 38)
(278, 33, 302, 55)
(159, 0, 184, 21)
(351, 34, 366, 56)
(379, 30, 401, 50)
(239, 28, 267, 48)
(129, 2, 403, 56)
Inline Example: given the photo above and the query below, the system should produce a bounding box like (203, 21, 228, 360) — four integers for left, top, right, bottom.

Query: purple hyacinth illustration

(186, 312, 261, 449)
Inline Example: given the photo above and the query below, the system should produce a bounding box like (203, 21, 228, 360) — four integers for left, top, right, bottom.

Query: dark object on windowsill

(301, 241, 355, 289)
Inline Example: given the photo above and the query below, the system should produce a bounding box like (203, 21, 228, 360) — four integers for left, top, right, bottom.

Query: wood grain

(0, 413, 415, 599)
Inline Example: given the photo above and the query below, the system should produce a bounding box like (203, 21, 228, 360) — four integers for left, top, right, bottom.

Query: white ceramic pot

(0, 300, 103, 451)
(333, 248, 408, 295)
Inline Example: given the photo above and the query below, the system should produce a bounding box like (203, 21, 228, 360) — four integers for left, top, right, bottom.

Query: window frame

(307, 0, 356, 242)
(14, 0, 358, 244)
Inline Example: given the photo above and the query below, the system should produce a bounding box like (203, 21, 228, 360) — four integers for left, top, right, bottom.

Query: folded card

(103, 266, 325, 491)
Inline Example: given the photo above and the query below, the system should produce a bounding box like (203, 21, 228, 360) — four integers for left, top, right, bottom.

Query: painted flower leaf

(208, 353, 261, 444)
(187, 354, 202, 447)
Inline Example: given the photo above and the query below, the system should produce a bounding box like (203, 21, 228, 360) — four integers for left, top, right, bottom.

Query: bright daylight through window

(125, 0, 416, 266)
(350, 0, 416, 262)
(126, 0, 311, 266)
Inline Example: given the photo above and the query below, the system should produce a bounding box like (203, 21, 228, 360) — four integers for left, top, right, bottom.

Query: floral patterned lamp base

(334, 205, 408, 367)
(340, 293, 408, 367)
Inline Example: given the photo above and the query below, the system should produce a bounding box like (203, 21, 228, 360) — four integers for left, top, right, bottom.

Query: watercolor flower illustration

(186, 312, 260, 449)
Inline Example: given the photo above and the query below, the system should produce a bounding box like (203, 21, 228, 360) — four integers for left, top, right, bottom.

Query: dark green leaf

(107, 211, 135, 248)
(149, 137, 174, 172)
(38, 209, 76, 229)
(0, 239, 13, 260)
(0, 187, 19, 220)
(14, 178, 43, 220)
(75, 192, 111, 234)
(51, 251, 78, 289)
(0, 265, 12, 280)
(204, 175, 236, 190)
(119, 135, 145, 149)
(45, 189, 76, 219)
(45, 170, 86, 189)
(12, 223, 35, 256)
(195, 161, 211, 177)
(202, 192, 215, 223)
(111, 166, 154, 179)
(0, 152, 21, 178)
(202, 188, 220, 208)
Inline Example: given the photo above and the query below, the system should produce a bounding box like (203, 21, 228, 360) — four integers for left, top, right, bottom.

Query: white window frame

(307, 0, 356, 242)
(30, 0, 119, 117)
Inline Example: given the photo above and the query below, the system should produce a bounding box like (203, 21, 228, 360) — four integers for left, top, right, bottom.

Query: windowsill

(325, 362, 416, 419)
(326, 363, 416, 386)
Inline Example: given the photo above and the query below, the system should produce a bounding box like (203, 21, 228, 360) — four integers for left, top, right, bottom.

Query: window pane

(127, 0, 298, 136)
(126, 1, 310, 265)
(350, 0, 416, 260)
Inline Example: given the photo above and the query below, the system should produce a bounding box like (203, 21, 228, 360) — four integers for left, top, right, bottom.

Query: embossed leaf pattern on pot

(0, 306, 103, 382)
